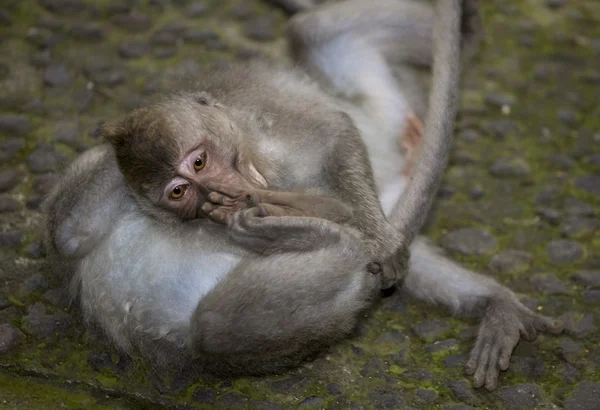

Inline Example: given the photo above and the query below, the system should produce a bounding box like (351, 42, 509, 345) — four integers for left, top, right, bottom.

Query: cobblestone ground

(0, 0, 599, 408)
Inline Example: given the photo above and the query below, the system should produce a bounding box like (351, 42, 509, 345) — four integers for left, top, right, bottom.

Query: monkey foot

(466, 296, 564, 391)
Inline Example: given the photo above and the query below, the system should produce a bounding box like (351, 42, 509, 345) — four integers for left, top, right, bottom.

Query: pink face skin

(159, 141, 267, 220)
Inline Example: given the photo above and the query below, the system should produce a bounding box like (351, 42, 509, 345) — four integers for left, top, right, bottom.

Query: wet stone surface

(0, 0, 598, 408)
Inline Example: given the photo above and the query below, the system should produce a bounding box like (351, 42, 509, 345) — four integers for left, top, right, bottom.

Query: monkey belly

(75, 213, 242, 348)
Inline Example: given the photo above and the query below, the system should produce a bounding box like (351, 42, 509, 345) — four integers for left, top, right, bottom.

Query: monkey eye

(193, 152, 207, 171)
(169, 185, 187, 200)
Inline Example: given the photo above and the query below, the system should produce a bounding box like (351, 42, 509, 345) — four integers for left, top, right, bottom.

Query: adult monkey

(42, 0, 562, 392)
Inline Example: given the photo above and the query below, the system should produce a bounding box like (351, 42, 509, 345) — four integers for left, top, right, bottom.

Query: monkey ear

(93, 120, 126, 146)
(192, 91, 224, 108)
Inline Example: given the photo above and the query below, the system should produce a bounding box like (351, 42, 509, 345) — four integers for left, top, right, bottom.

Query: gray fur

(43, 0, 562, 389)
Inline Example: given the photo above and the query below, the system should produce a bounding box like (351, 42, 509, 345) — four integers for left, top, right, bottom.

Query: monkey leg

(403, 239, 564, 391)
(189, 220, 378, 374)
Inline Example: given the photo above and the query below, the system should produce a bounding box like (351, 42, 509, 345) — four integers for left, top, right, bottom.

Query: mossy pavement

(0, 0, 599, 408)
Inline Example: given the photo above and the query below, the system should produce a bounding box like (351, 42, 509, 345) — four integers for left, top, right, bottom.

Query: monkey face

(99, 91, 268, 222)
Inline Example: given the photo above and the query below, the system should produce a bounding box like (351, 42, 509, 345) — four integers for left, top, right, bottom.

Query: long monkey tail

(390, 1, 481, 246)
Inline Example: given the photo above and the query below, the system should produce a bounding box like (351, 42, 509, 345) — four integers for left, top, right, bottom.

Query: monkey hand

(466, 293, 564, 391)
(365, 232, 411, 290)
(202, 182, 267, 224)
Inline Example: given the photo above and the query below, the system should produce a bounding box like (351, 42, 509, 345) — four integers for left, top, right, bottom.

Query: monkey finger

(534, 315, 565, 334)
(209, 209, 232, 224)
(465, 337, 484, 375)
(208, 191, 236, 206)
(206, 182, 246, 198)
(201, 202, 215, 214)
(498, 346, 512, 371)
(484, 346, 500, 391)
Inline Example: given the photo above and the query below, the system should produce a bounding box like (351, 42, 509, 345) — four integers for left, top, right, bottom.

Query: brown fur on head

(98, 91, 267, 221)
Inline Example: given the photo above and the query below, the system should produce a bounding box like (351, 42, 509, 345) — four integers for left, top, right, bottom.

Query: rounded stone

(412, 319, 451, 341)
(0, 324, 23, 355)
(111, 12, 152, 32)
(0, 115, 32, 136)
(0, 230, 23, 248)
(0, 169, 19, 192)
(44, 63, 71, 88)
(0, 195, 19, 213)
(484, 92, 515, 107)
(486, 119, 518, 138)
(68, 23, 105, 42)
(21, 302, 71, 339)
(441, 227, 497, 256)
(488, 250, 532, 274)
(489, 157, 531, 178)
(245, 16, 276, 42)
(574, 175, 600, 196)
(531, 274, 570, 295)
(495, 384, 546, 410)
(39, 0, 86, 15)
(298, 396, 325, 408)
(546, 239, 584, 265)
(27, 144, 67, 173)
(186, 1, 207, 17)
(564, 381, 600, 410)
(118, 40, 151, 59)
(571, 270, 600, 287)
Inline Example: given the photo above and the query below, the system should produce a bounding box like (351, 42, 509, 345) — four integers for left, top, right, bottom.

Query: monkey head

(97, 91, 268, 222)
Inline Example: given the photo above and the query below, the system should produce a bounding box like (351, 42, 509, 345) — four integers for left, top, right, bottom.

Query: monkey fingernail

(201, 203, 214, 213)
(367, 262, 382, 274)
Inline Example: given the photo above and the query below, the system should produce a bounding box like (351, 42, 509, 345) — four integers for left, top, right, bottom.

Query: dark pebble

(39, 0, 86, 15)
(111, 12, 152, 32)
(327, 383, 342, 395)
(23, 273, 49, 293)
(54, 120, 80, 146)
(441, 227, 497, 256)
(245, 16, 276, 42)
(488, 250, 532, 274)
(547, 154, 576, 170)
(571, 270, 600, 287)
(536, 207, 561, 225)
(535, 185, 561, 205)
(530, 274, 570, 295)
(186, 1, 207, 17)
(574, 175, 600, 196)
(118, 40, 151, 59)
(546, 239, 583, 265)
(412, 319, 451, 341)
(0, 231, 23, 248)
(84, 62, 125, 87)
(69, 23, 105, 42)
(31, 50, 52, 68)
(402, 369, 434, 382)
(495, 384, 546, 410)
(469, 185, 484, 200)
(0, 324, 23, 355)
(298, 396, 325, 408)
(270, 376, 308, 392)
(559, 363, 580, 384)
(587, 153, 600, 170)
(508, 356, 546, 379)
(87, 351, 113, 371)
(153, 47, 178, 59)
(368, 388, 403, 410)
(558, 109, 577, 126)
(558, 339, 585, 364)
(458, 128, 480, 142)
(218, 393, 247, 407)
(0, 170, 19, 192)
(484, 92, 515, 107)
(564, 381, 600, 410)
(584, 289, 600, 304)
(151, 30, 178, 47)
(546, 0, 566, 8)
(415, 389, 437, 403)
(43, 288, 69, 308)
(231, 3, 253, 20)
(182, 28, 218, 43)
(33, 173, 58, 195)
(44, 63, 71, 88)
(0, 195, 19, 213)
(27, 143, 67, 173)
(21, 302, 71, 338)
(561, 217, 600, 238)
(447, 380, 479, 406)
(252, 401, 283, 410)
(0, 115, 32, 136)
(444, 354, 468, 369)
(561, 312, 597, 338)
(489, 157, 531, 178)
(486, 119, 518, 138)
(0, 10, 13, 26)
